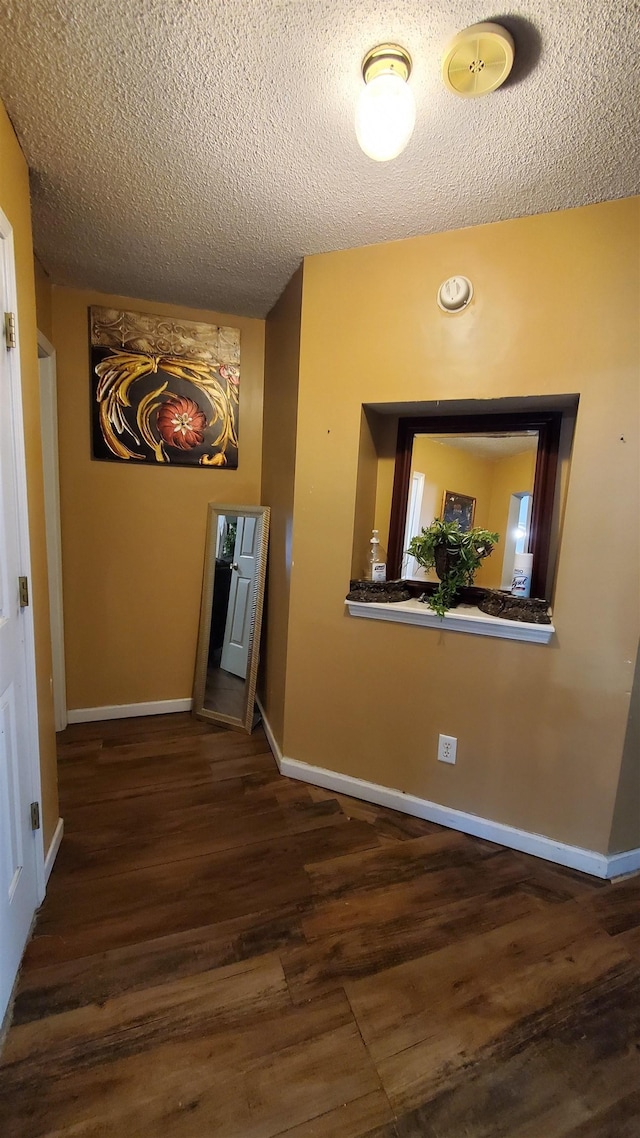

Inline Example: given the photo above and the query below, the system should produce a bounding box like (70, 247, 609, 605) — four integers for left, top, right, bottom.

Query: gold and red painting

(90, 307, 240, 468)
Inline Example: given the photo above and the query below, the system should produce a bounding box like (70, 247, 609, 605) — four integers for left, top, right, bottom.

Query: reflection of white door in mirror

(501, 492, 533, 589)
(403, 471, 425, 579)
(193, 504, 269, 734)
(221, 515, 259, 678)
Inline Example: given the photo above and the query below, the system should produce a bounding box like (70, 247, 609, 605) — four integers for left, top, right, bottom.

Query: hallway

(1, 712, 639, 1136)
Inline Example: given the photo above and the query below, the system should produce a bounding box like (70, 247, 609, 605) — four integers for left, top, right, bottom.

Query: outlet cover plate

(438, 734, 457, 764)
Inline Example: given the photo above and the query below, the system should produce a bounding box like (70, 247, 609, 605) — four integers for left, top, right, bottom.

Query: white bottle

(511, 552, 533, 598)
(367, 529, 386, 582)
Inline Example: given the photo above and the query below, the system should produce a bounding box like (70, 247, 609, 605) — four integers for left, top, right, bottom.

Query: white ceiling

(426, 433, 539, 459)
(0, 1, 638, 318)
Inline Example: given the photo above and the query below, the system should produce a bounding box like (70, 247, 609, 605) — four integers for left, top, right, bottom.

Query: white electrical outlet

(438, 734, 457, 764)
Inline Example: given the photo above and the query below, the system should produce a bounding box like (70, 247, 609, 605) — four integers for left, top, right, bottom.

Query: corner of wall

(259, 265, 304, 748)
(33, 255, 53, 343)
(608, 642, 640, 854)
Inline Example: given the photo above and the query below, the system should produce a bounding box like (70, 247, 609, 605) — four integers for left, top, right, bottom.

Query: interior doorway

(221, 514, 260, 678)
(501, 492, 533, 590)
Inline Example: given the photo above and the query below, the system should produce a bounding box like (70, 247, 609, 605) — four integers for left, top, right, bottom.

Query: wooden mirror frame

(192, 503, 270, 733)
(387, 411, 562, 599)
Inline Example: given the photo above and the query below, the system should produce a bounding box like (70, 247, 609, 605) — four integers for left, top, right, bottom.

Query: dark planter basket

(434, 544, 461, 581)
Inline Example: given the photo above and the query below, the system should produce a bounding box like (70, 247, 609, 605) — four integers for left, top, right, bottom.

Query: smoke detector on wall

(442, 22, 515, 98)
(437, 276, 473, 312)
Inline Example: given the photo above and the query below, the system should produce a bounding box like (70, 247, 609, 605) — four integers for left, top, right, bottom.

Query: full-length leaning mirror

(193, 504, 270, 733)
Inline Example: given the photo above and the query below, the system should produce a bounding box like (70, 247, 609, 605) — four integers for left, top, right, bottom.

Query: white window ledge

(345, 598, 554, 644)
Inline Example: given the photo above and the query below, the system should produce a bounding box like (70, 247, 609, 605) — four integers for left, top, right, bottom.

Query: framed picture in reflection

(442, 490, 476, 532)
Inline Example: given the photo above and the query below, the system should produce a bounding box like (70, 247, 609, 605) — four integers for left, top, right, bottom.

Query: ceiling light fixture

(355, 44, 415, 162)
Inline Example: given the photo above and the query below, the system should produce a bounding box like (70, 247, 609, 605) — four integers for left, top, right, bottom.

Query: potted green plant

(407, 519, 499, 616)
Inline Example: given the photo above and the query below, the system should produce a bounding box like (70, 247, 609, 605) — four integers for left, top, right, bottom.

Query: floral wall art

(90, 307, 240, 467)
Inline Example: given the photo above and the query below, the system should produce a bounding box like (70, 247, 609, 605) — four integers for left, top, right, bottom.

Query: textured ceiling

(428, 434, 538, 459)
(0, 1, 638, 317)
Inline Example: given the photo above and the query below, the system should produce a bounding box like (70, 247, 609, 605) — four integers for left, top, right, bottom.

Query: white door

(403, 471, 425, 579)
(501, 492, 534, 589)
(220, 516, 259, 679)
(0, 216, 43, 1023)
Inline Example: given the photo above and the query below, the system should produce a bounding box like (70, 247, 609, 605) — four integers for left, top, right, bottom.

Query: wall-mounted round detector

(437, 276, 473, 312)
(442, 22, 514, 98)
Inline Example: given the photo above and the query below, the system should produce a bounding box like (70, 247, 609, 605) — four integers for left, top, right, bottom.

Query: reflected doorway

(501, 492, 533, 589)
(205, 514, 260, 721)
(193, 504, 269, 734)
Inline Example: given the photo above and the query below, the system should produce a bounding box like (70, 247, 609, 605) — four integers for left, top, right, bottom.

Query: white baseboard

(257, 705, 639, 881)
(606, 847, 640, 880)
(44, 818, 64, 884)
(67, 698, 193, 724)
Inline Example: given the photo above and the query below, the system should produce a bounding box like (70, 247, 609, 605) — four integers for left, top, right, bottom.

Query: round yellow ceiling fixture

(442, 22, 514, 98)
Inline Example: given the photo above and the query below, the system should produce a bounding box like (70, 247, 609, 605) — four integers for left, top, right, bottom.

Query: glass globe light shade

(355, 70, 416, 162)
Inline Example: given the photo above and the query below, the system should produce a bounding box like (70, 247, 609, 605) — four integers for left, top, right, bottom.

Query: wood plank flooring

(1, 713, 639, 1137)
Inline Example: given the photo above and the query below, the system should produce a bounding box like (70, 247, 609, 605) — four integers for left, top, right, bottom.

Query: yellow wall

(33, 256, 53, 344)
(412, 437, 494, 533)
(402, 436, 493, 581)
(260, 268, 303, 746)
(280, 197, 639, 856)
(351, 411, 380, 579)
(476, 447, 536, 589)
(371, 415, 397, 562)
(366, 430, 538, 590)
(404, 440, 536, 588)
(0, 102, 58, 847)
(52, 286, 265, 710)
(608, 645, 640, 853)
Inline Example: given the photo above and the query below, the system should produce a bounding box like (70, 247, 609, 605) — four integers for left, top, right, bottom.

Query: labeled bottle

(511, 552, 533, 598)
(367, 529, 387, 582)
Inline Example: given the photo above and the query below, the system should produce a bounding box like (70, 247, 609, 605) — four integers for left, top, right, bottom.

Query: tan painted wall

(0, 102, 58, 847)
(371, 416, 397, 560)
(351, 411, 379, 580)
(405, 440, 535, 589)
(260, 268, 303, 745)
(369, 430, 539, 590)
(476, 448, 536, 589)
(412, 437, 494, 533)
(33, 256, 53, 344)
(51, 286, 265, 710)
(402, 436, 493, 582)
(608, 644, 640, 854)
(283, 197, 639, 855)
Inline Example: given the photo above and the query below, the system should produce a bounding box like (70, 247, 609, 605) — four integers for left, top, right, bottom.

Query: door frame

(0, 206, 45, 905)
(37, 330, 67, 732)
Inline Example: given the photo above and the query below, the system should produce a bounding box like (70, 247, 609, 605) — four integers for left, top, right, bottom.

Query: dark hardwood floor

(1, 712, 639, 1137)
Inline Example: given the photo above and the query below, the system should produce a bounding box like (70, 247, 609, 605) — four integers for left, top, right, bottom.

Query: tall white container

(367, 529, 387, 582)
(511, 552, 533, 598)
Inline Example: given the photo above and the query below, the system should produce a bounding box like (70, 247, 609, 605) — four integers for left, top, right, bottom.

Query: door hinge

(30, 802, 41, 831)
(18, 576, 29, 607)
(4, 311, 16, 350)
